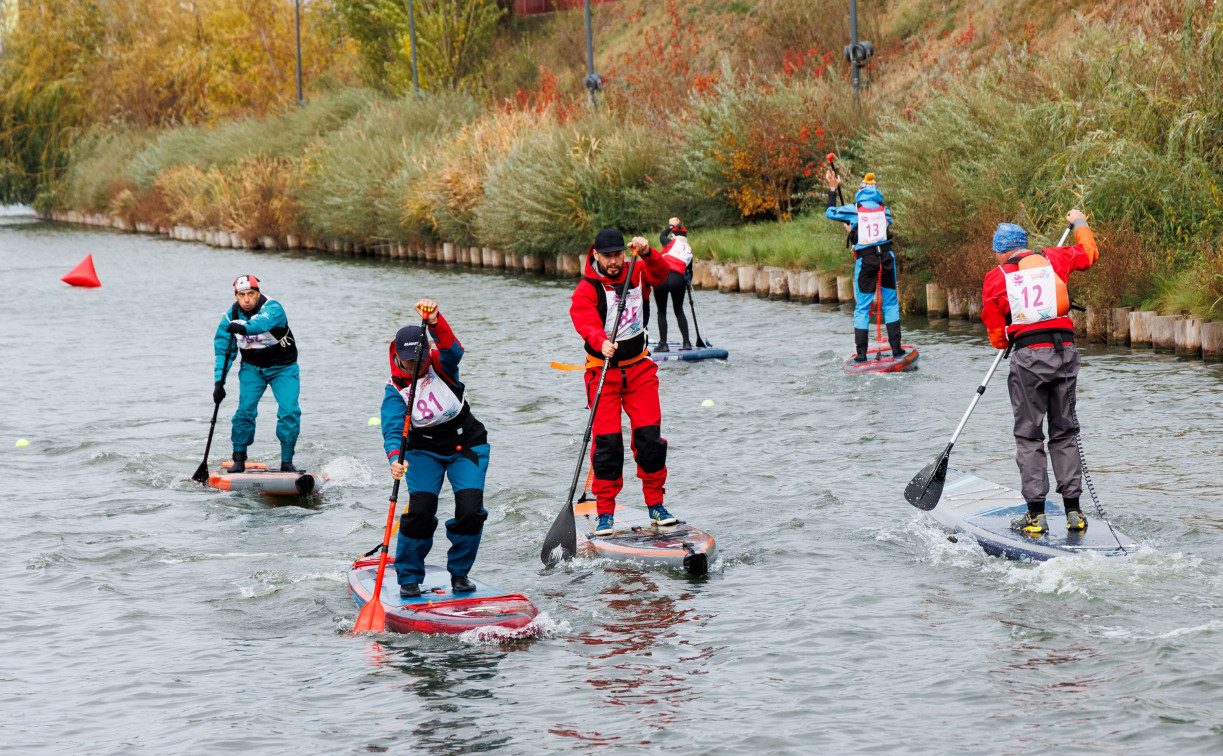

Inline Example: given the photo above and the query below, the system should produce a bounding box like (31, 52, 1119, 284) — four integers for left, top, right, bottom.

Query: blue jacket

(825, 184, 893, 252)
(381, 314, 472, 460)
(214, 296, 296, 381)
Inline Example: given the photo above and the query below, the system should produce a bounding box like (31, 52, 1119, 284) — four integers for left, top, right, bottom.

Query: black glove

(226, 320, 247, 335)
(213, 381, 226, 404)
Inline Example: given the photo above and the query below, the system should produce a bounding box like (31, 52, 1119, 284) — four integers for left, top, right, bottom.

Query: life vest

(583, 273, 647, 366)
(999, 251, 1069, 327)
(230, 299, 297, 367)
(389, 360, 487, 456)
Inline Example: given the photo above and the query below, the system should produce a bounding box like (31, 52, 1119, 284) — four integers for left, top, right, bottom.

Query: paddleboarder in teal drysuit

(382, 300, 489, 598)
(213, 275, 300, 473)
(825, 171, 906, 361)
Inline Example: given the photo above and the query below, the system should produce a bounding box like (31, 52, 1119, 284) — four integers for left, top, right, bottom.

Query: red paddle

(353, 318, 429, 634)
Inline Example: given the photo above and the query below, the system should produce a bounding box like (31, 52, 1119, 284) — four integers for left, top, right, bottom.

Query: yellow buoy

(15, 439, 30, 447)
(368, 417, 381, 426)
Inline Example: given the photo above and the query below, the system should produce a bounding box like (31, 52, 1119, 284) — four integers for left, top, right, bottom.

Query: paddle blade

(905, 446, 951, 511)
(540, 502, 577, 566)
(352, 595, 386, 633)
(550, 361, 584, 371)
(191, 461, 210, 484)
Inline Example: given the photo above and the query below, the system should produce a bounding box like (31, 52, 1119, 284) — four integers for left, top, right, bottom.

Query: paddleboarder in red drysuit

(570, 228, 674, 537)
(981, 209, 1099, 536)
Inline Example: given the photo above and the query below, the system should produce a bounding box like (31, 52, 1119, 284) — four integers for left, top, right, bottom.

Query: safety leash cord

(1065, 367, 1128, 555)
(875, 267, 883, 349)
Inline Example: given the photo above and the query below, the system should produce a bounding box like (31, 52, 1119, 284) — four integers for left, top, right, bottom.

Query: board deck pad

(207, 461, 327, 495)
(844, 343, 918, 374)
(348, 559, 538, 635)
(927, 469, 1138, 561)
(574, 499, 716, 575)
(649, 340, 729, 364)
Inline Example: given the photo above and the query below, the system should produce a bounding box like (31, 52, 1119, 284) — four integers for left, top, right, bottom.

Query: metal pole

(295, 0, 304, 106)
(408, 0, 421, 98)
(849, 0, 860, 114)
(584, 0, 596, 108)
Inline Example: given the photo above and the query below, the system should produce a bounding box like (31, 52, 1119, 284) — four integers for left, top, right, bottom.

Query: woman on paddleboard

(824, 171, 906, 362)
(382, 300, 489, 598)
(981, 210, 1099, 536)
(213, 275, 301, 473)
(570, 229, 675, 537)
(653, 217, 694, 352)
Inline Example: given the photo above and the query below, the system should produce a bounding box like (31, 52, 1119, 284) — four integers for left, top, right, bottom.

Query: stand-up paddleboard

(649, 340, 729, 364)
(844, 343, 918, 374)
(574, 499, 716, 575)
(348, 557, 539, 635)
(208, 461, 327, 495)
(927, 469, 1138, 561)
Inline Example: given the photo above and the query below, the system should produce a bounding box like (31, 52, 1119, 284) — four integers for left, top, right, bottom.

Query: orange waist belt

(585, 349, 649, 370)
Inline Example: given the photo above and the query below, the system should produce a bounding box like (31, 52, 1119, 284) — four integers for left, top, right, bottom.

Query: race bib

(857, 206, 888, 246)
(604, 285, 645, 341)
(234, 327, 279, 350)
(1003, 266, 1058, 326)
(399, 366, 465, 428)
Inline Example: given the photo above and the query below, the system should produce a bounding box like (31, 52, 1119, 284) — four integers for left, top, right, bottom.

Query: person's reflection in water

(365, 641, 513, 754)
(558, 569, 713, 744)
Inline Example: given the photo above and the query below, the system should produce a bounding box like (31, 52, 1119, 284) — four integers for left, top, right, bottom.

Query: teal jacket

(214, 296, 297, 381)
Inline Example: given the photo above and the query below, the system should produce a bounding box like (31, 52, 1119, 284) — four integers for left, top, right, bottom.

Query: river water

(3, 212, 1223, 754)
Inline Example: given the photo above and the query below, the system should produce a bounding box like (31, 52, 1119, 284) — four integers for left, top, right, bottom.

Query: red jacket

(661, 237, 692, 275)
(570, 247, 669, 365)
(981, 224, 1099, 348)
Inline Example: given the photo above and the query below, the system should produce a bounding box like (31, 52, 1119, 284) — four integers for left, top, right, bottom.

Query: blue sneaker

(593, 513, 614, 537)
(648, 504, 677, 526)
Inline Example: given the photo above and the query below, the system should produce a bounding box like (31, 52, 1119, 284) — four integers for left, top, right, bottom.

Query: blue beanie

(992, 223, 1028, 254)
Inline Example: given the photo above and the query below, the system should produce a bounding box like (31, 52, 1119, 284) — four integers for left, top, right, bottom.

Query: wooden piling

(1108, 307, 1133, 345)
(798, 271, 818, 303)
(543, 255, 557, 275)
(966, 296, 982, 321)
(947, 291, 968, 320)
(1085, 307, 1109, 343)
(786, 269, 802, 300)
(718, 264, 739, 292)
(1129, 311, 1154, 346)
(926, 283, 947, 318)
(1202, 321, 1223, 361)
(738, 265, 757, 293)
(1175, 317, 1202, 357)
(818, 273, 837, 303)
(1150, 314, 1182, 351)
(836, 276, 853, 303)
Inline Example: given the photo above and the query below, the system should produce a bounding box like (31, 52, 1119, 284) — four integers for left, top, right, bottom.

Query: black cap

(394, 325, 426, 364)
(593, 228, 626, 254)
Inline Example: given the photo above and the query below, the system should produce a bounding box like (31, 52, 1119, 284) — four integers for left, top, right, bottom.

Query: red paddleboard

(844, 344, 919, 374)
(62, 254, 101, 287)
(348, 558, 539, 635)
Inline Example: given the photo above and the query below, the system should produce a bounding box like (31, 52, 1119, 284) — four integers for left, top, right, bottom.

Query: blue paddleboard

(648, 340, 728, 363)
(926, 469, 1138, 561)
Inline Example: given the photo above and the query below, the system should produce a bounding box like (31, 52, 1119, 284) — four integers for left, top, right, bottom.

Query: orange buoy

(62, 254, 101, 287)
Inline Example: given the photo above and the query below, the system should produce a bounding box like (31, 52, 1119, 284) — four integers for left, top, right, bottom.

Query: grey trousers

(1007, 345, 1083, 503)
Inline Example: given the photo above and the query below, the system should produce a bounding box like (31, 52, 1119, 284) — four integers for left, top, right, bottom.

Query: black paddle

(684, 278, 707, 349)
(904, 225, 1073, 510)
(193, 338, 237, 484)
(541, 252, 639, 566)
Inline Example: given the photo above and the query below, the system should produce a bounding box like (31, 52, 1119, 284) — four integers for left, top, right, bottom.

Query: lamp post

(581, 0, 602, 108)
(408, 0, 420, 98)
(843, 1, 874, 116)
(295, 0, 305, 106)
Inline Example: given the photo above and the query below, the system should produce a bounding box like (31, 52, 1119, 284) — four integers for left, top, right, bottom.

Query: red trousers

(584, 357, 668, 516)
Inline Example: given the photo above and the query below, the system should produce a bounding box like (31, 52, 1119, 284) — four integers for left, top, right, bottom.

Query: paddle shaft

(195, 339, 237, 481)
(684, 278, 706, 348)
(827, 156, 845, 206)
(356, 320, 429, 631)
(562, 256, 638, 513)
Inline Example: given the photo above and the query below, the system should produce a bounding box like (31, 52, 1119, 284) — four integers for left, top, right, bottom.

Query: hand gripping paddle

(541, 254, 639, 566)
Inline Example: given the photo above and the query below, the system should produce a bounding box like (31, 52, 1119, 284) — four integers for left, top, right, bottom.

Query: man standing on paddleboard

(981, 210, 1099, 536)
(824, 171, 906, 362)
(213, 275, 301, 473)
(382, 300, 489, 598)
(653, 217, 694, 351)
(571, 229, 674, 537)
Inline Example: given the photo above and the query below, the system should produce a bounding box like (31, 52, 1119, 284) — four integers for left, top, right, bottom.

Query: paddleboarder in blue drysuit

(382, 300, 489, 598)
(213, 275, 300, 473)
(824, 171, 906, 362)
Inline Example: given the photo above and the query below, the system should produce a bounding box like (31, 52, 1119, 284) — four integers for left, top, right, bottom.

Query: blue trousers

(394, 444, 490, 585)
(231, 362, 300, 462)
(853, 251, 900, 330)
